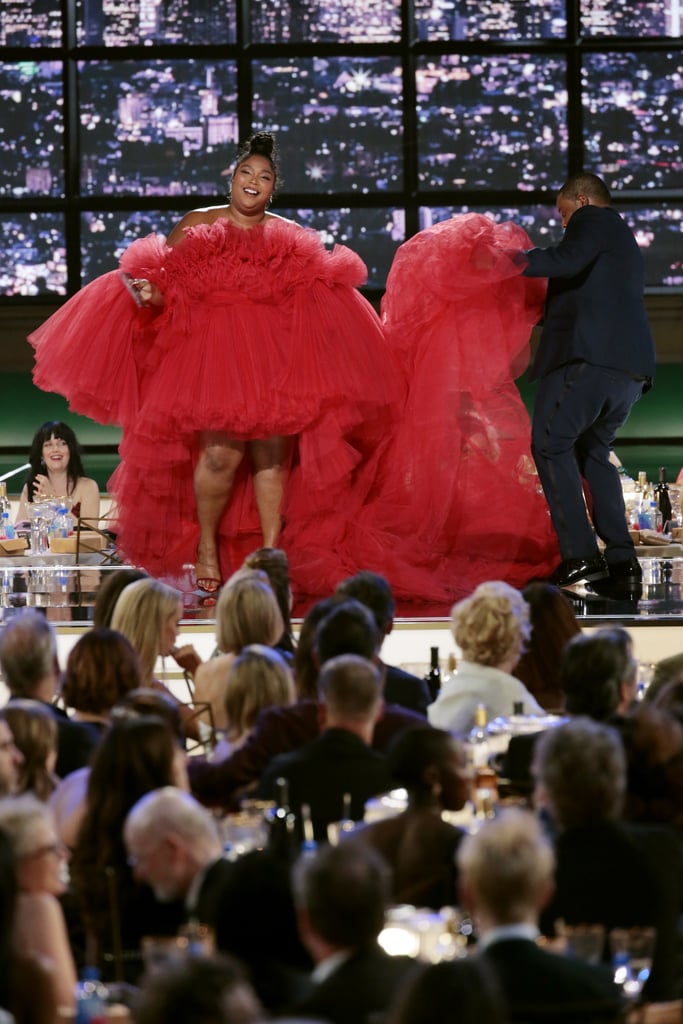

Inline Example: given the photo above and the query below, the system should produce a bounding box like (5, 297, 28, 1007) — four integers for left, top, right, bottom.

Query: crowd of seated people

(1, 553, 683, 1024)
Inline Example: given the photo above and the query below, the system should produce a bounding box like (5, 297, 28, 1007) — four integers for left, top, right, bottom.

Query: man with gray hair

(458, 807, 623, 1023)
(533, 717, 679, 1001)
(124, 786, 309, 1011)
(256, 654, 394, 843)
(0, 609, 95, 776)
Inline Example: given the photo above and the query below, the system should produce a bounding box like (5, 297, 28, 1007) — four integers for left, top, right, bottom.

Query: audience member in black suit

(286, 840, 420, 1024)
(458, 808, 624, 1024)
(188, 598, 426, 808)
(348, 726, 470, 909)
(0, 608, 97, 778)
(336, 572, 431, 715)
(500, 626, 637, 793)
(124, 786, 310, 1011)
(532, 716, 680, 1001)
(257, 655, 394, 843)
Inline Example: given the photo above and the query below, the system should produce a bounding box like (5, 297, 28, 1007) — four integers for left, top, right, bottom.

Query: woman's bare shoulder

(167, 205, 229, 246)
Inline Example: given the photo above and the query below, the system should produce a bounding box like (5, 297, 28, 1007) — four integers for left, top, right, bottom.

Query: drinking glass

(610, 926, 656, 1000)
(563, 923, 606, 965)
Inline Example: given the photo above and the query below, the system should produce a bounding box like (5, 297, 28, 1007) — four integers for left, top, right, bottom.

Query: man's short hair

(532, 717, 626, 829)
(0, 609, 56, 695)
(457, 808, 554, 924)
(292, 840, 391, 948)
(317, 655, 383, 721)
(561, 628, 634, 719)
(314, 599, 381, 666)
(335, 572, 395, 634)
(558, 172, 611, 205)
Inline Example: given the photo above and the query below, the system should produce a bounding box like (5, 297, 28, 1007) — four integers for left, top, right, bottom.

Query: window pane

(277, 207, 404, 289)
(583, 52, 683, 190)
(622, 206, 683, 288)
(253, 58, 403, 194)
(76, 0, 236, 46)
(1, 0, 60, 46)
(1, 0, 62, 45)
(417, 56, 567, 190)
(249, 0, 400, 43)
(581, 1, 681, 37)
(419, 203, 559, 240)
(414, 0, 566, 41)
(81, 209, 184, 283)
(0, 213, 66, 296)
(0, 62, 64, 197)
(78, 60, 238, 196)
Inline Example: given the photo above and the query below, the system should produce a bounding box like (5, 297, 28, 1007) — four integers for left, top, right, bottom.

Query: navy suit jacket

(284, 945, 419, 1024)
(257, 727, 394, 843)
(482, 937, 624, 1023)
(522, 205, 655, 382)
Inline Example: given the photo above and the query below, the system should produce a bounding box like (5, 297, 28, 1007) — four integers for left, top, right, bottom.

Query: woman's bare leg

(194, 432, 245, 587)
(250, 436, 293, 547)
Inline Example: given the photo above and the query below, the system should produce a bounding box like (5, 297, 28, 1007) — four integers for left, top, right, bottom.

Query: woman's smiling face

(230, 154, 276, 215)
(42, 434, 71, 474)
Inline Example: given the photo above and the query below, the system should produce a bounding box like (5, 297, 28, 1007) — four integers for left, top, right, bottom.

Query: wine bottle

(467, 705, 498, 819)
(424, 646, 441, 702)
(654, 467, 673, 531)
(268, 777, 296, 863)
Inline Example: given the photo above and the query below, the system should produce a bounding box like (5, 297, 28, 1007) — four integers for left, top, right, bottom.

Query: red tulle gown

(28, 217, 404, 591)
(291, 214, 560, 601)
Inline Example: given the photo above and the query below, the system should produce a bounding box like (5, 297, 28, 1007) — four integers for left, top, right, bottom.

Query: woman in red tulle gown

(291, 213, 560, 602)
(28, 132, 403, 594)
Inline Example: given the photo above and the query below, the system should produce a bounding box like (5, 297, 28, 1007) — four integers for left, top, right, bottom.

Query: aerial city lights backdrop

(0, 0, 681, 296)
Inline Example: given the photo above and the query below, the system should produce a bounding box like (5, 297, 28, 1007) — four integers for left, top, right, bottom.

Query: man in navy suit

(520, 172, 655, 592)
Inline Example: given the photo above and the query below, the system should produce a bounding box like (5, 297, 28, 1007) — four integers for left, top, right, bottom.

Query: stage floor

(0, 553, 681, 677)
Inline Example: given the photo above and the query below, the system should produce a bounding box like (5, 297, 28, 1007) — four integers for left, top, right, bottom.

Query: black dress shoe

(551, 554, 609, 588)
(607, 556, 643, 583)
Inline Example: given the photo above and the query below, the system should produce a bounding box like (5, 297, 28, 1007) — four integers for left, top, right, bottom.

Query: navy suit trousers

(531, 361, 645, 562)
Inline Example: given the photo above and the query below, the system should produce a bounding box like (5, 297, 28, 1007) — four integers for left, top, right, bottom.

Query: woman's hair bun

(249, 131, 275, 158)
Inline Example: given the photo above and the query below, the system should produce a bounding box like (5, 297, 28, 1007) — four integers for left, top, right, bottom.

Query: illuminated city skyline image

(0, 0, 681, 295)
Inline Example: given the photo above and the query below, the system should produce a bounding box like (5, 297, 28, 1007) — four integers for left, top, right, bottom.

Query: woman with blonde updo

(428, 580, 543, 735)
(193, 571, 284, 732)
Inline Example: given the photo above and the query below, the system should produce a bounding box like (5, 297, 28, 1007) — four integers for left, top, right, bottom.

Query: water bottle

(49, 506, 72, 541)
(0, 512, 13, 540)
(74, 967, 108, 1024)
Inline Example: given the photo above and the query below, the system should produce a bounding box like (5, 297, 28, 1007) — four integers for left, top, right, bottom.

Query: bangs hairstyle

(26, 420, 85, 494)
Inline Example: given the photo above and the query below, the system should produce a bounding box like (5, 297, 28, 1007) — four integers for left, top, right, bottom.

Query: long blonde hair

(111, 577, 181, 683)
